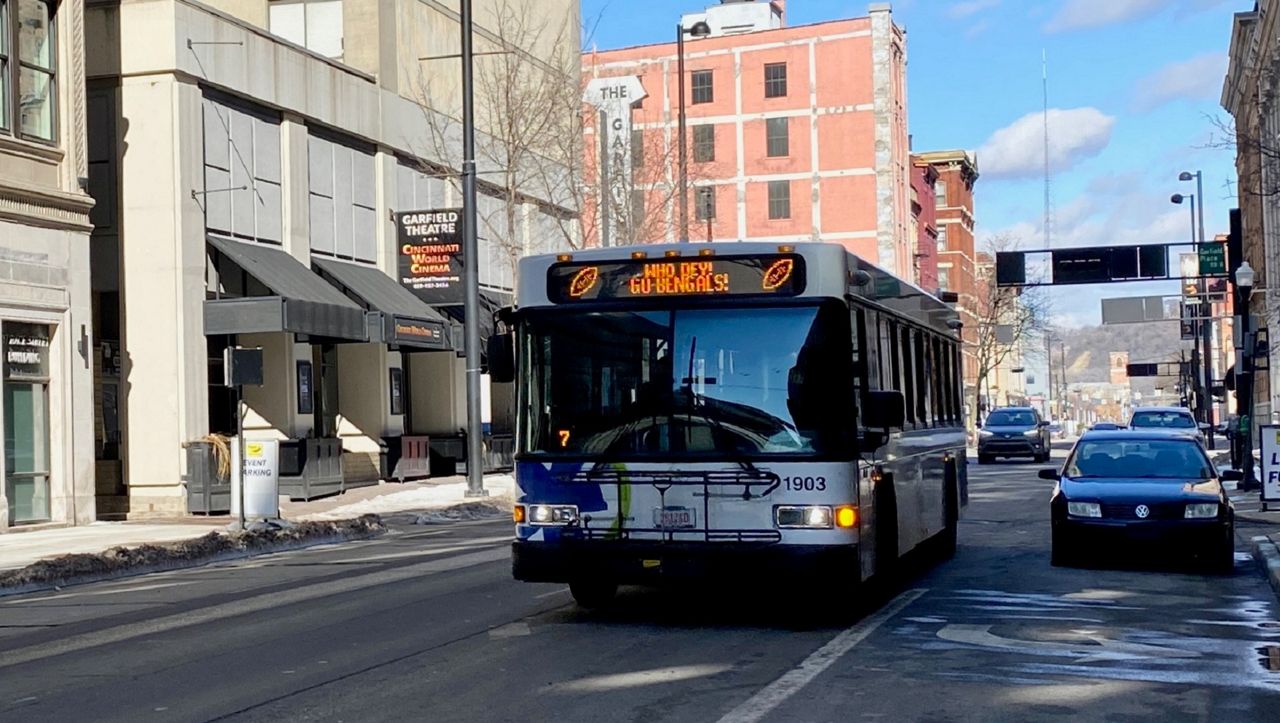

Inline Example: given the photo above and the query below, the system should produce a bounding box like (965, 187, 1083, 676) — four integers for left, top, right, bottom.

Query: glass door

(4, 323, 52, 523)
(313, 344, 339, 438)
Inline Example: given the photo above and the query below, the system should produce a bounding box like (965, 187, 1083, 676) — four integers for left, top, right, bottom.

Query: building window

(765, 117, 789, 157)
(2, 0, 57, 141)
(268, 0, 344, 61)
(937, 224, 948, 251)
(764, 62, 787, 98)
(767, 180, 790, 220)
(938, 267, 951, 290)
(693, 124, 714, 162)
(695, 186, 715, 221)
(308, 134, 377, 262)
(202, 98, 283, 245)
(935, 179, 947, 207)
(691, 69, 713, 104)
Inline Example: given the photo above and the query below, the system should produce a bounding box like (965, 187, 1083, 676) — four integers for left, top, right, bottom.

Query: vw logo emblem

(1135, 504, 1151, 519)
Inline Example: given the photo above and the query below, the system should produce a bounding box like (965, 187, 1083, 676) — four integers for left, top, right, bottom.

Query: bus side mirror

(863, 390, 906, 430)
(487, 333, 515, 383)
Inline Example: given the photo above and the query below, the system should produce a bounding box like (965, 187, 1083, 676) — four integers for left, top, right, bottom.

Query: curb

(0, 515, 386, 599)
(1251, 534, 1280, 600)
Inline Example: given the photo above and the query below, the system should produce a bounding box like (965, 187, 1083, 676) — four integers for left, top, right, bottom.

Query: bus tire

(875, 475, 899, 583)
(569, 579, 617, 609)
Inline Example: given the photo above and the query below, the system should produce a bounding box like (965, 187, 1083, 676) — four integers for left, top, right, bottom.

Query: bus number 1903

(783, 476, 826, 492)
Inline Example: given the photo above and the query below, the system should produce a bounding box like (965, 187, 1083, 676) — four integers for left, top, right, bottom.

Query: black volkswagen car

(1044, 430, 1235, 572)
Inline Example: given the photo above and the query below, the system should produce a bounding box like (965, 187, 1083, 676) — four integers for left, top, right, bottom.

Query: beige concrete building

(0, 0, 97, 529)
(85, 0, 578, 517)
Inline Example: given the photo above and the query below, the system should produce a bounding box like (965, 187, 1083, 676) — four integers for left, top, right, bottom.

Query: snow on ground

(297, 474, 515, 521)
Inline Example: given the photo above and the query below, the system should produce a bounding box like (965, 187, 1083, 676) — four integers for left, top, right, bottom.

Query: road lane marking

(0, 545, 510, 670)
(716, 588, 925, 723)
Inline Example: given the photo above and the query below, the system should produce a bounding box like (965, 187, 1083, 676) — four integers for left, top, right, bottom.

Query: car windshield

(986, 410, 1036, 427)
(1130, 411, 1196, 429)
(519, 301, 853, 457)
(1065, 439, 1213, 479)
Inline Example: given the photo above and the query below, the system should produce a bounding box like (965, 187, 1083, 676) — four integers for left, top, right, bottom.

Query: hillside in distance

(1055, 322, 1192, 385)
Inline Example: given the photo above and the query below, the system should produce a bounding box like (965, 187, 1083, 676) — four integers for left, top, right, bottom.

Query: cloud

(977, 108, 1116, 180)
(1044, 0, 1165, 33)
(947, 0, 1000, 19)
(1131, 52, 1229, 111)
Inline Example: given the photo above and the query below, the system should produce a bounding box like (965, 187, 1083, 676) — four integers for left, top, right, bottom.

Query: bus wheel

(875, 477, 899, 583)
(569, 579, 617, 609)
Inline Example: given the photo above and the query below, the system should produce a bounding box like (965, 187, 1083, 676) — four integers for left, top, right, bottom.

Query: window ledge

(0, 134, 64, 164)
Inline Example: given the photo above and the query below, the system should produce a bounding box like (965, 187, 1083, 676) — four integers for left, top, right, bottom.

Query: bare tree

(411, 0, 585, 290)
(970, 235, 1050, 426)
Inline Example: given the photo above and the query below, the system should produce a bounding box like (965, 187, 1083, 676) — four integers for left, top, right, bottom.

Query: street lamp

(1237, 260, 1257, 490)
(676, 19, 712, 243)
(1172, 188, 1216, 449)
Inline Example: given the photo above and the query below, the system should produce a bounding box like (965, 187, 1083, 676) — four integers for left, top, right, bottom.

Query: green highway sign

(1198, 242, 1226, 275)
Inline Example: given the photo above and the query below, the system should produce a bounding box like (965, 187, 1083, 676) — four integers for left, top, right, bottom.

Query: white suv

(1128, 406, 1203, 443)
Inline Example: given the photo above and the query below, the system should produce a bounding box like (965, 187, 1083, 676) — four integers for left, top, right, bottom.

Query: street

(3, 456, 1280, 722)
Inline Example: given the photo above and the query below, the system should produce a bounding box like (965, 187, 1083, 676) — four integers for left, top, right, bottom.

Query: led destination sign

(548, 254, 805, 303)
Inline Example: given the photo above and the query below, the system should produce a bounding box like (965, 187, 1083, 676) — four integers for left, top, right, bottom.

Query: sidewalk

(0, 473, 515, 573)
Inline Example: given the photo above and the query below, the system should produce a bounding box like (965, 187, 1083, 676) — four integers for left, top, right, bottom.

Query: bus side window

(931, 336, 944, 425)
(863, 309, 881, 391)
(913, 329, 928, 426)
(849, 306, 864, 415)
(879, 316, 894, 391)
(899, 324, 915, 426)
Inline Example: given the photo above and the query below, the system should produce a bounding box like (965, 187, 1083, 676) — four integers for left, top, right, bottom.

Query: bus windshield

(520, 301, 853, 458)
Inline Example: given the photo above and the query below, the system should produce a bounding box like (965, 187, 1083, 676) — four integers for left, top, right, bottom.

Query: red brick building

(582, 1, 916, 280)
(910, 159, 940, 292)
(913, 150, 980, 410)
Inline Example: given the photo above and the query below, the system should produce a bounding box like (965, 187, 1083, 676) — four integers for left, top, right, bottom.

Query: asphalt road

(3, 456, 1280, 722)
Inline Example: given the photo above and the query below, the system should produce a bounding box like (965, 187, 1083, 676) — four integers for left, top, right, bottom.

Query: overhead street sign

(1198, 242, 1226, 276)
(1126, 361, 1185, 378)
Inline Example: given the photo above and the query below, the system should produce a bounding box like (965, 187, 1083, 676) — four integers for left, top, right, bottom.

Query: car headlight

(1185, 503, 1220, 519)
(1023, 429, 1040, 437)
(527, 504, 579, 526)
(979, 430, 994, 438)
(1067, 501, 1101, 518)
(776, 505, 834, 529)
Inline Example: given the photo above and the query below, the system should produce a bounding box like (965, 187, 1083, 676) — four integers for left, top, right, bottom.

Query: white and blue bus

(487, 242, 967, 607)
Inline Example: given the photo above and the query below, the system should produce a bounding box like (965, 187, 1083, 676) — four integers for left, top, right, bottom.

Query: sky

(580, 0, 1242, 333)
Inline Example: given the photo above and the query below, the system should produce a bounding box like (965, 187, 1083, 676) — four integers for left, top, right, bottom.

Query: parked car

(1128, 406, 1203, 444)
(1044, 429, 1235, 571)
(978, 407, 1051, 464)
(1090, 422, 1123, 431)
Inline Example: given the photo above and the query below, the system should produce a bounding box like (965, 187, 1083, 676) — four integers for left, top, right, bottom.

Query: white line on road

(715, 589, 925, 723)
(0, 545, 510, 671)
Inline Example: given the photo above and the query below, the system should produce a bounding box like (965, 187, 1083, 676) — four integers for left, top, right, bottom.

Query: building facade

(915, 150, 980, 416)
(0, 0, 96, 530)
(910, 157, 939, 292)
(1224, 3, 1275, 429)
(581, 0, 915, 280)
(85, 0, 578, 517)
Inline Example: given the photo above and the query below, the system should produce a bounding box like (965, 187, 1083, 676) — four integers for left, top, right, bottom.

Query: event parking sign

(1260, 425, 1280, 502)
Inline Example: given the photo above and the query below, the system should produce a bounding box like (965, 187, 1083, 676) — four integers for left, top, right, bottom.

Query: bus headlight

(528, 504, 579, 526)
(776, 505, 834, 529)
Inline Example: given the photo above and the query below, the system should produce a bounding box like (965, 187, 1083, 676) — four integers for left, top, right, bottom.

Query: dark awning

(438, 290, 511, 358)
(205, 237, 367, 341)
(312, 257, 450, 351)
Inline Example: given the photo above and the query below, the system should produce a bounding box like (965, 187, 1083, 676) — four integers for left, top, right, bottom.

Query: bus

(487, 242, 967, 608)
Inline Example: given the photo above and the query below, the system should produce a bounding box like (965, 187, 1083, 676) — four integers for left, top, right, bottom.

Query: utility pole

(460, 0, 486, 498)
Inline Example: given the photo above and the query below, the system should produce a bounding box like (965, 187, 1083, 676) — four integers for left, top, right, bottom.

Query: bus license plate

(654, 507, 696, 529)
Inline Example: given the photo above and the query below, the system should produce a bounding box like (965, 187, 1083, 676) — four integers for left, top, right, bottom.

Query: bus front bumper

(512, 540, 860, 584)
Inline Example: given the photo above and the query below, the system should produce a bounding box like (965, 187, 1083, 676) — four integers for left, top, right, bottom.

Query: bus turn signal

(835, 506, 857, 528)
